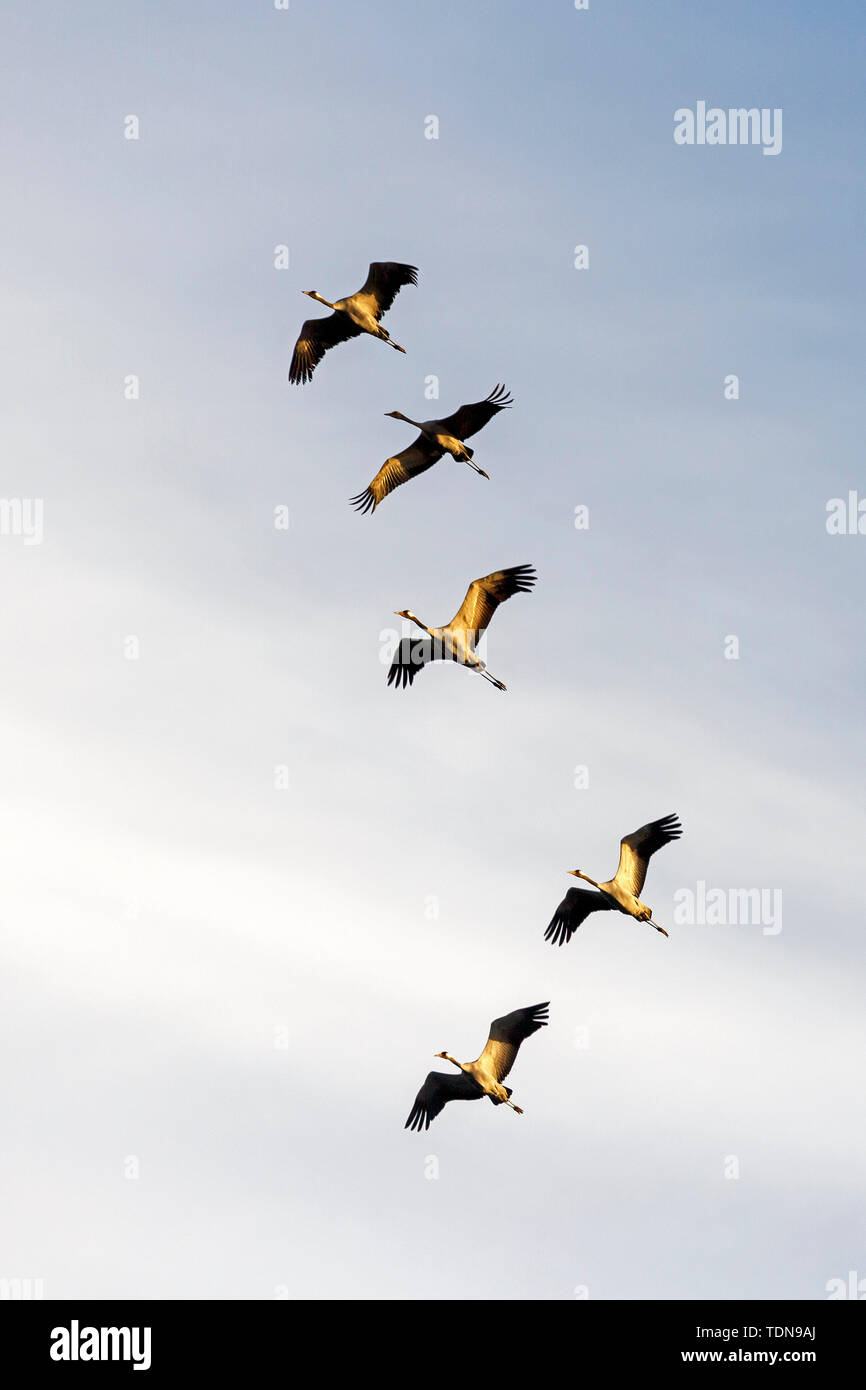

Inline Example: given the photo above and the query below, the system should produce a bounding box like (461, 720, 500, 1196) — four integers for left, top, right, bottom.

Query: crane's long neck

(574, 871, 600, 888)
(405, 612, 432, 636)
(307, 291, 336, 309)
(441, 1053, 463, 1071)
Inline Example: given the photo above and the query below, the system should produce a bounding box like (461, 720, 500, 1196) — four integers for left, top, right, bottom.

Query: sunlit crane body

(388, 564, 535, 692)
(405, 1002, 549, 1131)
(350, 384, 513, 513)
(545, 813, 683, 945)
(288, 262, 418, 384)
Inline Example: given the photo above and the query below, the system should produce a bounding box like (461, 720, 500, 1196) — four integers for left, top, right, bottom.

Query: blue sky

(1, 1, 864, 1298)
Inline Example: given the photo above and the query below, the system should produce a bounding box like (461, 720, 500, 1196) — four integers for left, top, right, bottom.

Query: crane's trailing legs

(478, 667, 507, 691)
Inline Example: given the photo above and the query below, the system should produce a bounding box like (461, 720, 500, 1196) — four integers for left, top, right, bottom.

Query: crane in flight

(388, 564, 535, 692)
(350, 384, 513, 513)
(544, 813, 683, 945)
(405, 1002, 549, 1131)
(288, 262, 418, 384)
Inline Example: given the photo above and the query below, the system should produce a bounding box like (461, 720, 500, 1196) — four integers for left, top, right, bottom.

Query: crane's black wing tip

(404, 1108, 431, 1132)
(506, 563, 537, 594)
(288, 352, 315, 385)
(544, 916, 572, 947)
(386, 663, 414, 689)
(519, 1001, 550, 1033)
(387, 636, 430, 688)
(522, 1002, 550, 1037)
(377, 262, 419, 286)
(486, 383, 514, 409)
(658, 812, 683, 838)
(349, 488, 376, 514)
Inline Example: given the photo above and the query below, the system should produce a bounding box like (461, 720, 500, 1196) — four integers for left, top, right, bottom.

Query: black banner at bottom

(1, 1298, 860, 1375)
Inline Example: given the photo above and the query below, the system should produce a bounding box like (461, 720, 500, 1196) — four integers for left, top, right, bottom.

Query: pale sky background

(1, 1, 864, 1299)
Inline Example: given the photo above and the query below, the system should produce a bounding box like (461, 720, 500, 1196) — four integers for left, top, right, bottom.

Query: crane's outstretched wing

(289, 313, 363, 384)
(448, 564, 536, 638)
(612, 813, 682, 897)
(404, 1069, 480, 1131)
(474, 1002, 549, 1082)
(544, 887, 615, 947)
(350, 436, 443, 513)
(437, 384, 513, 441)
(355, 262, 418, 320)
(387, 635, 435, 689)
